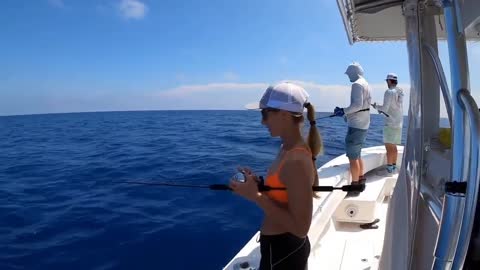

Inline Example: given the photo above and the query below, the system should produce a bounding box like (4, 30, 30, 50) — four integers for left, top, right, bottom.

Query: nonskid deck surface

(309, 167, 396, 270)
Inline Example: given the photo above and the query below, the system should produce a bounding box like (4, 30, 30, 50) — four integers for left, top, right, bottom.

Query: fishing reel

(231, 171, 247, 183)
(231, 171, 272, 192)
(231, 171, 266, 186)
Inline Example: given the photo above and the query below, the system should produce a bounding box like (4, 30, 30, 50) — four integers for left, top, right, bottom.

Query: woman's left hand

(229, 169, 260, 202)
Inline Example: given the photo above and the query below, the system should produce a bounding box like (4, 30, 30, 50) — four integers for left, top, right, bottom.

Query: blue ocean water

(0, 111, 406, 270)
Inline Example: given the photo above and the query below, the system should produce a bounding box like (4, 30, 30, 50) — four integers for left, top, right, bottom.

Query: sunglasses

(261, 108, 280, 121)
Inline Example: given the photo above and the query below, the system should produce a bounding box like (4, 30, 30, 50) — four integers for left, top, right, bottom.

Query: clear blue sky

(1, 0, 479, 115)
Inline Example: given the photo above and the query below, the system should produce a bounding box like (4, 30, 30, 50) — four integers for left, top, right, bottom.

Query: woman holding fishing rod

(230, 82, 322, 270)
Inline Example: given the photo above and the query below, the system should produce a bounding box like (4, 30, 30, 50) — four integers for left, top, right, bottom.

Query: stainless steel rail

(423, 44, 453, 126)
(451, 89, 480, 269)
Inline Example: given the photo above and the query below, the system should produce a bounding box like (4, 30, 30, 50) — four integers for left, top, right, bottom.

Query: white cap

(386, 73, 398, 81)
(345, 62, 364, 76)
(245, 82, 309, 114)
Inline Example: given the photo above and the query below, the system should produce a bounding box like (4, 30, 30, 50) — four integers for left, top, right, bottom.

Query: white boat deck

(223, 146, 402, 270)
(309, 170, 394, 270)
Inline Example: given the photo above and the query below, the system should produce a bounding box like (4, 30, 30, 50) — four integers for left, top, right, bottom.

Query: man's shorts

(345, 127, 368, 159)
(383, 126, 402, 145)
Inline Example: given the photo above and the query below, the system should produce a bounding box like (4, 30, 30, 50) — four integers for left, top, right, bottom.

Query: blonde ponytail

(305, 102, 323, 198)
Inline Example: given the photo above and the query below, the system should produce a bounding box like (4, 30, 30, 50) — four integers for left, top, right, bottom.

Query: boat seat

(333, 171, 397, 224)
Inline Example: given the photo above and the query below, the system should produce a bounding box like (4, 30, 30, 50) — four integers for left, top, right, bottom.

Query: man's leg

(384, 126, 400, 174)
(391, 127, 402, 171)
(359, 158, 364, 178)
(349, 158, 360, 183)
(384, 143, 397, 174)
(393, 144, 398, 162)
(348, 159, 363, 196)
(357, 128, 367, 183)
(385, 143, 397, 164)
(346, 127, 367, 186)
(346, 127, 357, 183)
(392, 144, 398, 171)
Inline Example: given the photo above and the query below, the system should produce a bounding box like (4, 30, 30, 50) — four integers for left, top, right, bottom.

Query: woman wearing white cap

(373, 73, 404, 174)
(230, 82, 323, 270)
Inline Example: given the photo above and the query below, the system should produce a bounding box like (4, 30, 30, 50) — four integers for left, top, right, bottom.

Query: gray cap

(345, 62, 364, 77)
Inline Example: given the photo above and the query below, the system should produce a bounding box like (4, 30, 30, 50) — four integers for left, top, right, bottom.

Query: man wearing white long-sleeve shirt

(333, 63, 371, 196)
(373, 73, 404, 174)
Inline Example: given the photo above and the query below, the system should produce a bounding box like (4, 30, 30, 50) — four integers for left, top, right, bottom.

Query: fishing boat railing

(423, 44, 453, 126)
(419, 43, 454, 223)
(450, 89, 480, 269)
(432, 1, 471, 269)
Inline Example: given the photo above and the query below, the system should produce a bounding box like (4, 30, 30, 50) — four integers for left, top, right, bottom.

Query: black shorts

(259, 233, 310, 270)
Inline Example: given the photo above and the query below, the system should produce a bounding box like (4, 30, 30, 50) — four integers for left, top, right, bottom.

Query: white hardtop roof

(337, 0, 480, 44)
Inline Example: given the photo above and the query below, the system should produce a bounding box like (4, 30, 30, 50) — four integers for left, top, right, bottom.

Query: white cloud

(223, 72, 239, 81)
(156, 82, 268, 98)
(119, 0, 147, 20)
(151, 80, 412, 114)
(48, 0, 64, 8)
(470, 43, 480, 58)
(1, 81, 416, 115)
(468, 43, 480, 74)
(281, 80, 411, 114)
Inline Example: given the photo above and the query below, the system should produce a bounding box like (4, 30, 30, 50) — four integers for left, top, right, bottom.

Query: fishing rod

(122, 180, 365, 193)
(316, 107, 374, 121)
(122, 181, 232, 190)
(379, 111, 390, 117)
(316, 114, 337, 120)
(371, 104, 390, 117)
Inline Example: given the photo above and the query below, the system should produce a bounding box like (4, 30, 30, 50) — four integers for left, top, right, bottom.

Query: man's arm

(343, 83, 364, 114)
(376, 90, 393, 112)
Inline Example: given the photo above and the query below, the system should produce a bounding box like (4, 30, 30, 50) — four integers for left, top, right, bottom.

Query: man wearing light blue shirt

(333, 63, 371, 195)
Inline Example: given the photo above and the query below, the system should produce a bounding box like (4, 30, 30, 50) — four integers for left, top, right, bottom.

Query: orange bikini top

(265, 147, 312, 204)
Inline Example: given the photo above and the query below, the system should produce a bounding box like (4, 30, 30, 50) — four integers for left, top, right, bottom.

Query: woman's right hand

(229, 167, 261, 202)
